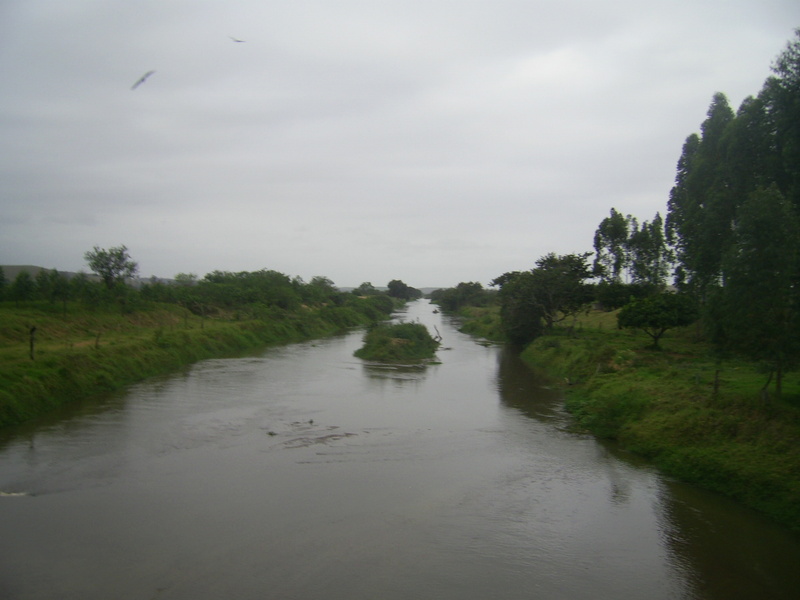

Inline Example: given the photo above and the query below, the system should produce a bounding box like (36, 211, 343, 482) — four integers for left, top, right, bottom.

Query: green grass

(513, 308, 800, 531)
(354, 322, 440, 362)
(0, 299, 387, 428)
(454, 305, 505, 341)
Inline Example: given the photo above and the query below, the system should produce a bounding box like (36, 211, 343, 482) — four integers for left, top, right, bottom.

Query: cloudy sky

(1, 1, 798, 288)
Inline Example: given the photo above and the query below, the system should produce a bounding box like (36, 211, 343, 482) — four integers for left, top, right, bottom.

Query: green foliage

(9, 270, 36, 305)
(710, 186, 800, 395)
(519, 308, 800, 531)
(0, 290, 393, 428)
(626, 213, 672, 287)
(351, 281, 381, 296)
(492, 270, 545, 345)
(617, 292, 697, 349)
(430, 281, 495, 312)
(387, 279, 422, 300)
(456, 305, 504, 341)
(593, 208, 629, 281)
(84, 245, 139, 290)
(492, 252, 594, 344)
(354, 322, 439, 362)
(592, 280, 655, 310)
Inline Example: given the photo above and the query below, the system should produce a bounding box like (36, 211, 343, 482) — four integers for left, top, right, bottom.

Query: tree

(174, 273, 197, 286)
(530, 252, 595, 330)
(84, 245, 138, 290)
(491, 270, 545, 345)
(303, 276, 340, 305)
(765, 29, 800, 209)
(387, 279, 421, 300)
(626, 213, 671, 288)
(9, 270, 36, 306)
(712, 186, 800, 397)
(352, 282, 380, 296)
(435, 282, 491, 312)
(593, 208, 630, 282)
(0, 266, 6, 301)
(617, 292, 697, 349)
(492, 252, 594, 344)
(665, 93, 735, 295)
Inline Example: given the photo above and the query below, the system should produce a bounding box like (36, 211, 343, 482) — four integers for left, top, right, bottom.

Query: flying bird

(229, 36, 246, 42)
(131, 70, 155, 90)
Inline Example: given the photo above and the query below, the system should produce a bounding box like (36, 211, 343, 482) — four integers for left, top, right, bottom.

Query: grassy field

(518, 308, 800, 532)
(0, 300, 382, 428)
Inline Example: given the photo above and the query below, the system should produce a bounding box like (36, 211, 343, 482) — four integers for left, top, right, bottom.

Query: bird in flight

(131, 70, 155, 90)
(229, 36, 246, 42)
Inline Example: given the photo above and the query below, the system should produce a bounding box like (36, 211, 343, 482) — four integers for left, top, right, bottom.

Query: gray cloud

(1, 1, 798, 287)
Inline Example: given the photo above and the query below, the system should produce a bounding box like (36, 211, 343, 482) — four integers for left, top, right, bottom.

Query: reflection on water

(492, 332, 800, 600)
(0, 300, 799, 600)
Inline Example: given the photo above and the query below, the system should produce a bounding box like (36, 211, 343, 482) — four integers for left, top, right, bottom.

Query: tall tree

(665, 93, 735, 295)
(665, 133, 701, 289)
(593, 208, 629, 282)
(765, 29, 800, 210)
(626, 213, 671, 288)
(713, 186, 800, 397)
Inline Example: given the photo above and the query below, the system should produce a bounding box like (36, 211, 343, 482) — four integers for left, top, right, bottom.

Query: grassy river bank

(457, 305, 800, 532)
(0, 299, 390, 428)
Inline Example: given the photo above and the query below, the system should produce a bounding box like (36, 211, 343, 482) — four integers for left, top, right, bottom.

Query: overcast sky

(1, 1, 798, 288)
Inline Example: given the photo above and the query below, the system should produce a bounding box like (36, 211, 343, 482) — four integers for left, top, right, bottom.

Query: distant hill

(1, 265, 82, 280)
(2, 266, 439, 293)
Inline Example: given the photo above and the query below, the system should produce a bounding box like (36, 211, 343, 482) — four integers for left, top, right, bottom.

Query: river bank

(452, 305, 800, 532)
(0, 299, 391, 428)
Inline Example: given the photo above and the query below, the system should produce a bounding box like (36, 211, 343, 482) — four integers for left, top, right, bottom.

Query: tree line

(434, 30, 800, 396)
(0, 245, 421, 325)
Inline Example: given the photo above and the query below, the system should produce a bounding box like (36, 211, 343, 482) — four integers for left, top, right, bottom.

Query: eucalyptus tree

(712, 186, 800, 398)
(593, 207, 629, 282)
(764, 29, 800, 209)
(626, 213, 671, 289)
(665, 93, 735, 296)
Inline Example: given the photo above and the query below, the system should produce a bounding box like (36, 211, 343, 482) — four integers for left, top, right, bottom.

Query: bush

(354, 322, 440, 362)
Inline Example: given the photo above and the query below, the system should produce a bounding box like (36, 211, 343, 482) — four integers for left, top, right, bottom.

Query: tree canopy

(617, 292, 697, 349)
(84, 245, 138, 290)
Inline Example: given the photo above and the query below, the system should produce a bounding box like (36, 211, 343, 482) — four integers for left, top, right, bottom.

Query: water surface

(1, 300, 798, 599)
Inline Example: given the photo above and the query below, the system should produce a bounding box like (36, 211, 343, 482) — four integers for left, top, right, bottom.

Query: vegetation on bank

(0, 254, 419, 428)
(426, 33, 800, 531)
(354, 322, 440, 362)
(0, 297, 395, 428)
(443, 304, 800, 532)
(523, 311, 800, 531)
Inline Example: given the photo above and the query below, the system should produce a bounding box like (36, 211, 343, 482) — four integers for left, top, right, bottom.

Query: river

(1, 299, 799, 599)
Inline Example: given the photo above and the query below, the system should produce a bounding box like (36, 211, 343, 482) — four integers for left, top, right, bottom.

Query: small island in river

(354, 322, 440, 363)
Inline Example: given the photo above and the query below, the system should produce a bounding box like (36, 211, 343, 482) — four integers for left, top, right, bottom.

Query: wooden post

(29, 326, 37, 360)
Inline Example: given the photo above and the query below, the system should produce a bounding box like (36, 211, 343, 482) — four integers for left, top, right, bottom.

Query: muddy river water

(1, 299, 799, 599)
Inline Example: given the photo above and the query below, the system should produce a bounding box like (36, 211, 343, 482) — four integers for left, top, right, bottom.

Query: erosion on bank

(0, 300, 392, 428)
(354, 322, 440, 363)
(512, 309, 800, 533)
